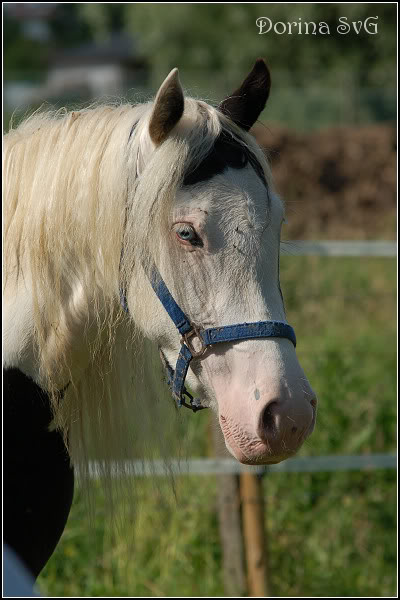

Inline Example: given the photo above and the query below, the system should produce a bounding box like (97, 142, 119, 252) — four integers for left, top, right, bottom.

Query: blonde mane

(3, 97, 273, 491)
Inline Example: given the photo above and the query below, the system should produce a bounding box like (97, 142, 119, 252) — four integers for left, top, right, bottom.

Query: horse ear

(219, 58, 271, 131)
(148, 68, 185, 145)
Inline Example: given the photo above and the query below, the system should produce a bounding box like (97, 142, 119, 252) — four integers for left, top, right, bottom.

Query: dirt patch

(252, 123, 396, 240)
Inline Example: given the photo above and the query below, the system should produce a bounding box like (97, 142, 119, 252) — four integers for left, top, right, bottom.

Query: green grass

(38, 256, 396, 596)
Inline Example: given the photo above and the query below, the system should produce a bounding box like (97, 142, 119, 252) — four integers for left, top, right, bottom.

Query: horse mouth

(219, 414, 297, 465)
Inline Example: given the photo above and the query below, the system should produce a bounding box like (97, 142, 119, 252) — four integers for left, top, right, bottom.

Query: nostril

(310, 397, 317, 411)
(258, 402, 278, 441)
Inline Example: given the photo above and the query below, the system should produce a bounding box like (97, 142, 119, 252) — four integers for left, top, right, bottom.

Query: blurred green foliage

(4, 3, 396, 128)
(120, 3, 396, 88)
(119, 3, 397, 127)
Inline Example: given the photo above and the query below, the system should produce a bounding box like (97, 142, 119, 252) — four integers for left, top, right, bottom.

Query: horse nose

(257, 401, 279, 440)
(257, 395, 316, 445)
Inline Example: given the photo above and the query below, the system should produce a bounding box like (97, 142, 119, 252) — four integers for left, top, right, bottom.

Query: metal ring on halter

(181, 326, 208, 358)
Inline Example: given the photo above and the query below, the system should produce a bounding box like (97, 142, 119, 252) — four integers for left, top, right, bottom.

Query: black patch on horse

(183, 130, 267, 187)
(3, 368, 74, 579)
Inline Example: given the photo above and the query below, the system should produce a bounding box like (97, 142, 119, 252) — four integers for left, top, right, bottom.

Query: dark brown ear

(219, 58, 271, 131)
(149, 68, 184, 145)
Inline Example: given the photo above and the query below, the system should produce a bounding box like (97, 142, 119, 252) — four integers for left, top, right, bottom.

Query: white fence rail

(88, 454, 396, 479)
(280, 240, 396, 257)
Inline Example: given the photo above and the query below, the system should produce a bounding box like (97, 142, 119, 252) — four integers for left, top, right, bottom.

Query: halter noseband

(121, 269, 296, 413)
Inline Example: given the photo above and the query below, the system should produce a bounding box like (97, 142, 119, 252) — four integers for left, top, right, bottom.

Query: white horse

(3, 59, 317, 578)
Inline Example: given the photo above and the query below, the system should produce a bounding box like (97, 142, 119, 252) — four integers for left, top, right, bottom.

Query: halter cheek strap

(121, 269, 296, 412)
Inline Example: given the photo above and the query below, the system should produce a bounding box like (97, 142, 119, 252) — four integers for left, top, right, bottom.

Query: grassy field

(37, 255, 396, 597)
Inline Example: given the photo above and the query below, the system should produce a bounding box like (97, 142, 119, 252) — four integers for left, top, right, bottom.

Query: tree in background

(76, 4, 396, 88)
(78, 3, 396, 124)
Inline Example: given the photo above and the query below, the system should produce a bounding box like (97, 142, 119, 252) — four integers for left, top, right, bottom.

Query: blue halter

(121, 269, 296, 412)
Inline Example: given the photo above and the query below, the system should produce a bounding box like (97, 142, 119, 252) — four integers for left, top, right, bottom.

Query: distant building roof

(51, 33, 143, 68)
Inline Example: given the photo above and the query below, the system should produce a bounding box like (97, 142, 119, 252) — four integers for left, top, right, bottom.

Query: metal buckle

(181, 326, 208, 358)
(181, 393, 208, 412)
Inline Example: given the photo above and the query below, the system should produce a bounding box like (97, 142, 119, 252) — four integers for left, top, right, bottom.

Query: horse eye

(176, 225, 197, 242)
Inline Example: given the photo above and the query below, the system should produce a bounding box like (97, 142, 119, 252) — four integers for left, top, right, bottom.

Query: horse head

(123, 59, 317, 465)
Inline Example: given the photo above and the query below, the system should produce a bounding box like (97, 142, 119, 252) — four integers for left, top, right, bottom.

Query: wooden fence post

(210, 419, 246, 597)
(240, 472, 269, 597)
